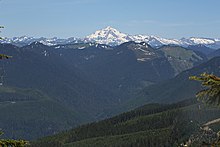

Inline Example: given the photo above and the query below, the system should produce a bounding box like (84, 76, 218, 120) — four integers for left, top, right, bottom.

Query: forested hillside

(31, 99, 220, 147)
(0, 86, 80, 140)
(0, 42, 214, 141)
(125, 56, 220, 109)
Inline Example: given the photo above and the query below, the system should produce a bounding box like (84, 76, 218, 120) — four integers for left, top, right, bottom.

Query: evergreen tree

(190, 73, 220, 105)
(190, 73, 220, 145)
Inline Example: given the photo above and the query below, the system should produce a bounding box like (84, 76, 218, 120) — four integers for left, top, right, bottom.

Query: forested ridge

(31, 98, 220, 147)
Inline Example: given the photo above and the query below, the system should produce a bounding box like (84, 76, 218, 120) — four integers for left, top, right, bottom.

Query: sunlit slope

(31, 99, 220, 147)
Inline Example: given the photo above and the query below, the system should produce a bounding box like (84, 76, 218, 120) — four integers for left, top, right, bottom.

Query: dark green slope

(53, 42, 175, 99)
(0, 43, 119, 121)
(125, 56, 220, 109)
(0, 43, 120, 140)
(0, 86, 80, 140)
(0, 43, 118, 140)
(64, 129, 171, 147)
(54, 42, 206, 100)
(30, 99, 220, 147)
(0, 43, 206, 109)
(0, 42, 208, 141)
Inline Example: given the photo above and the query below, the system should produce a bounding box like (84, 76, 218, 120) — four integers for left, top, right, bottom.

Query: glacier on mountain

(85, 26, 220, 49)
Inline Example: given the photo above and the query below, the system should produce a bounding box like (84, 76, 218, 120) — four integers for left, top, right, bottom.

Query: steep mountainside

(158, 45, 206, 75)
(126, 56, 220, 109)
(0, 43, 120, 121)
(31, 99, 220, 147)
(52, 42, 206, 98)
(0, 42, 207, 108)
(0, 42, 208, 140)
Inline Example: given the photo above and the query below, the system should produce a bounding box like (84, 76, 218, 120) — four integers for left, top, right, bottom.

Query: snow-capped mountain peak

(87, 26, 127, 38)
(84, 26, 133, 46)
(1, 26, 220, 49)
(188, 37, 215, 44)
(84, 27, 220, 49)
(102, 26, 121, 34)
(0, 36, 80, 47)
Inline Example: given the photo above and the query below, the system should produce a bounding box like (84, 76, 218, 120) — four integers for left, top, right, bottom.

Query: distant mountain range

(1, 25, 220, 145)
(1, 26, 220, 49)
(0, 41, 208, 140)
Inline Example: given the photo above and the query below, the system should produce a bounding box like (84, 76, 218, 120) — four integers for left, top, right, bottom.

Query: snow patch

(1, 26, 220, 49)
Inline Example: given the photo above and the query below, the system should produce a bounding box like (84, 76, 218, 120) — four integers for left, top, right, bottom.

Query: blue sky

(0, 0, 220, 38)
